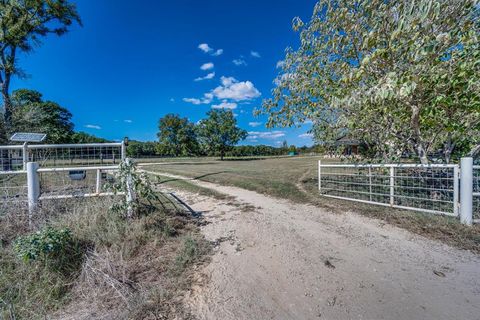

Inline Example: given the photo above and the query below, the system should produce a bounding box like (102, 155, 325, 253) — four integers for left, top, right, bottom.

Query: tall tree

(11, 89, 74, 143)
(258, 0, 479, 163)
(0, 0, 81, 130)
(157, 114, 198, 156)
(197, 109, 247, 160)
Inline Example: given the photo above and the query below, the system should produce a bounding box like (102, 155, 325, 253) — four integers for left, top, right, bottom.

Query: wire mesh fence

(0, 171, 28, 214)
(0, 142, 125, 171)
(474, 165, 480, 220)
(318, 163, 458, 216)
(38, 166, 121, 200)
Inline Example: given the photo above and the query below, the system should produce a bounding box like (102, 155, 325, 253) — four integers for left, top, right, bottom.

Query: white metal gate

(318, 162, 459, 216)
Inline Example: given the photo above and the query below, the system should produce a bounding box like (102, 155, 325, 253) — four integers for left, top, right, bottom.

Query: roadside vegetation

(0, 173, 210, 319)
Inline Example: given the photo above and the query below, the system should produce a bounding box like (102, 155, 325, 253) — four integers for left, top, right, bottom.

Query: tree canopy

(10, 89, 74, 143)
(196, 109, 248, 160)
(0, 0, 81, 130)
(258, 0, 480, 163)
(157, 114, 198, 156)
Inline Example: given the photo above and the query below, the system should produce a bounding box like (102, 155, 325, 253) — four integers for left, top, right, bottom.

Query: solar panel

(10, 132, 47, 143)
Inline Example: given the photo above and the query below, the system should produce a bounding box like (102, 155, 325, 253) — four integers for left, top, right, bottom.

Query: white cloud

(248, 131, 285, 140)
(212, 49, 223, 56)
(183, 92, 213, 105)
(212, 100, 237, 110)
(299, 133, 313, 138)
(198, 43, 223, 56)
(198, 43, 212, 53)
(183, 98, 201, 105)
(194, 72, 215, 81)
(124, 119, 133, 123)
(170, 98, 175, 102)
(200, 62, 214, 70)
(213, 76, 261, 101)
(85, 124, 101, 130)
(248, 121, 262, 127)
(251, 51, 261, 58)
(233, 58, 247, 66)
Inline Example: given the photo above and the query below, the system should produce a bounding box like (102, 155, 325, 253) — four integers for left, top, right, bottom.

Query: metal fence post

(460, 157, 473, 226)
(22, 142, 28, 171)
(453, 165, 460, 217)
(125, 158, 136, 218)
(369, 166, 373, 202)
(389, 166, 395, 206)
(318, 160, 321, 192)
(96, 169, 102, 194)
(121, 141, 126, 161)
(27, 162, 40, 224)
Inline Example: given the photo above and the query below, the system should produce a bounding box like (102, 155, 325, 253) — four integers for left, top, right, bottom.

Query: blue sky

(11, 0, 317, 146)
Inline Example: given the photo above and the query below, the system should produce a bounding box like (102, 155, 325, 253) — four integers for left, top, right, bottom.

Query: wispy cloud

(124, 120, 133, 123)
(212, 100, 237, 110)
(248, 121, 262, 127)
(194, 72, 215, 81)
(183, 92, 213, 105)
(299, 133, 313, 138)
(212, 49, 223, 56)
(198, 43, 223, 56)
(248, 131, 285, 140)
(200, 62, 214, 70)
(212, 76, 261, 101)
(85, 124, 101, 130)
(232, 58, 247, 66)
(170, 98, 175, 102)
(250, 51, 261, 58)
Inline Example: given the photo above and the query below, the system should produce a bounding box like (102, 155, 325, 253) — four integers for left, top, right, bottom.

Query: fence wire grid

(0, 143, 124, 171)
(38, 167, 120, 199)
(319, 163, 458, 216)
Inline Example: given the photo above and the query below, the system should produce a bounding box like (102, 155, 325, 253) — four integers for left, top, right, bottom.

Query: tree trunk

(410, 105, 429, 164)
(220, 149, 224, 161)
(443, 134, 455, 164)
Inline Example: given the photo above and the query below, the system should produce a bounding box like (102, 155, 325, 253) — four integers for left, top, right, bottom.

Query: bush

(13, 227, 85, 276)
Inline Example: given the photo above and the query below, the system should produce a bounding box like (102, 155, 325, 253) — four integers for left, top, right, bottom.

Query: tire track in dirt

(144, 169, 480, 320)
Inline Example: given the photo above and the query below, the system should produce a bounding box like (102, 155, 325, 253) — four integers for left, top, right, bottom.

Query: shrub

(13, 227, 85, 277)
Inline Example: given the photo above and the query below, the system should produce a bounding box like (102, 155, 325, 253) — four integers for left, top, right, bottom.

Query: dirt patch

(151, 172, 480, 320)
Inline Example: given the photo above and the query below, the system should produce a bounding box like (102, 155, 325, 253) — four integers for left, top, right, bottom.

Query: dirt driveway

(148, 171, 480, 320)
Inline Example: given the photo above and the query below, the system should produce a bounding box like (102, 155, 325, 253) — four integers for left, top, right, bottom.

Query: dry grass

(140, 156, 480, 253)
(0, 194, 211, 319)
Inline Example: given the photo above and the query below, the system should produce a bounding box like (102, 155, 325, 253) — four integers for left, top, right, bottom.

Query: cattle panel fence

(318, 158, 477, 225)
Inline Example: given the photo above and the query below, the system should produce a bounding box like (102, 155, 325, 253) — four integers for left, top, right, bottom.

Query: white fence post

(22, 142, 28, 171)
(389, 166, 395, 206)
(96, 169, 102, 194)
(121, 141, 126, 161)
(27, 162, 40, 224)
(318, 160, 322, 192)
(460, 157, 473, 226)
(125, 158, 136, 218)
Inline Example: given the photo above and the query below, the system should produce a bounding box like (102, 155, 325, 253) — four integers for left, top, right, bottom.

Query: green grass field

(139, 155, 480, 252)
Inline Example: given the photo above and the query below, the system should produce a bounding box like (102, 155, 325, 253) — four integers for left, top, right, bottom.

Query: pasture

(139, 155, 480, 252)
